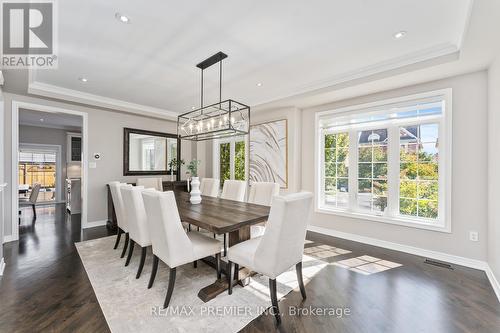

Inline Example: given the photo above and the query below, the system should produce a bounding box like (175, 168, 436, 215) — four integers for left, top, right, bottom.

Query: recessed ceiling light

(115, 13, 131, 24)
(393, 31, 407, 40)
(256, 82, 263, 87)
(191, 106, 196, 110)
(40, 118, 44, 122)
(78, 77, 88, 82)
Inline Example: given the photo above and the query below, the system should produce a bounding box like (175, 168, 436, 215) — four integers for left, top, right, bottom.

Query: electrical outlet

(469, 231, 479, 242)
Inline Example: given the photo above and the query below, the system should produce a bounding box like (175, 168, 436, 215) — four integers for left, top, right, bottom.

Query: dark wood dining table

(173, 190, 270, 302)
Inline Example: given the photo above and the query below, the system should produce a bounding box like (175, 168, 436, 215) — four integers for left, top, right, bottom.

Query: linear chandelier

(177, 52, 250, 141)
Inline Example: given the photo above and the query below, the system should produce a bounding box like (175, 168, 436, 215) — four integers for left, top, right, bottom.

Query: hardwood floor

(0, 204, 113, 333)
(1, 204, 499, 332)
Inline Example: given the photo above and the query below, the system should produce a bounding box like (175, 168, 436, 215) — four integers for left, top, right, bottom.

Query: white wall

(301, 71, 488, 261)
(488, 59, 500, 278)
(2, 93, 192, 239)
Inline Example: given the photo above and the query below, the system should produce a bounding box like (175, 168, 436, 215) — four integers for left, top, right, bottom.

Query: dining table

(173, 190, 270, 302)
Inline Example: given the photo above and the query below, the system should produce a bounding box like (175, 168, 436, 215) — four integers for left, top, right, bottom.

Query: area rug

(75, 236, 327, 333)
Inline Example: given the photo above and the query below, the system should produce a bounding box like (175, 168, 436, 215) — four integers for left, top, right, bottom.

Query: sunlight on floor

(333, 255, 402, 275)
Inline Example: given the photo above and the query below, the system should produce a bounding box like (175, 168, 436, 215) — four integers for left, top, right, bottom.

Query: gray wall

(301, 71, 488, 261)
(488, 59, 500, 279)
(18, 125, 79, 201)
(2, 92, 192, 238)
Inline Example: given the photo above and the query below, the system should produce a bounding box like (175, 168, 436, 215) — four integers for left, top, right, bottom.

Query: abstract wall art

(249, 119, 288, 188)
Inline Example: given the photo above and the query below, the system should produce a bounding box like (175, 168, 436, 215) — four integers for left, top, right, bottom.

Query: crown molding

(27, 80, 179, 120)
(254, 43, 460, 108)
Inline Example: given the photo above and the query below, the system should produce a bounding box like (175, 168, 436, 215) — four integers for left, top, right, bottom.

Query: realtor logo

(1, 0, 57, 68)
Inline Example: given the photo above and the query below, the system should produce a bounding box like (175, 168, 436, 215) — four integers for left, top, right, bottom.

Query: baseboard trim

(3, 234, 17, 244)
(0, 258, 5, 276)
(82, 220, 107, 229)
(308, 225, 500, 302)
(308, 225, 487, 270)
(485, 265, 500, 302)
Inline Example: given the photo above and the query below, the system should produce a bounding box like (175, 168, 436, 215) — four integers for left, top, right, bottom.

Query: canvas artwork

(249, 119, 288, 188)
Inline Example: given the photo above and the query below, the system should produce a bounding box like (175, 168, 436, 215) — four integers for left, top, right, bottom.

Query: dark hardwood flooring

(1, 204, 499, 333)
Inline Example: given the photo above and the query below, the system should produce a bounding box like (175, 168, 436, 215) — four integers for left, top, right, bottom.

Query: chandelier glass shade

(177, 52, 250, 141)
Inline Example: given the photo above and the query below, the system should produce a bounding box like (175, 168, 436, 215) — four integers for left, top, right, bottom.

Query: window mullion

(387, 126, 400, 217)
(230, 140, 235, 180)
(348, 130, 358, 212)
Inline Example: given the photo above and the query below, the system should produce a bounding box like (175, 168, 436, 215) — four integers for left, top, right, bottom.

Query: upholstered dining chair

(121, 185, 155, 278)
(219, 179, 247, 256)
(109, 182, 132, 257)
(142, 190, 222, 308)
(200, 178, 220, 197)
(137, 177, 163, 191)
(221, 179, 247, 202)
(247, 182, 280, 238)
(227, 192, 313, 325)
(19, 183, 41, 223)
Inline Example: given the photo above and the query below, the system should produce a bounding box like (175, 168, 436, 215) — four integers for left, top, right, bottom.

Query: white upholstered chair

(248, 182, 280, 238)
(19, 183, 41, 222)
(137, 177, 163, 191)
(142, 190, 222, 307)
(200, 178, 220, 197)
(227, 192, 313, 325)
(121, 186, 154, 278)
(218, 179, 247, 255)
(220, 180, 247, 202)
(109, 182, 133, 257)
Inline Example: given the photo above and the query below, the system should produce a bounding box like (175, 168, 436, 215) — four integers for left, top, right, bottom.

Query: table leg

(197, 226, 251, 302)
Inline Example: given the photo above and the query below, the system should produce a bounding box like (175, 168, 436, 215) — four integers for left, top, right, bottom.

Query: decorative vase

(190, 177, 202, 204)
(170, 172, 174, 182)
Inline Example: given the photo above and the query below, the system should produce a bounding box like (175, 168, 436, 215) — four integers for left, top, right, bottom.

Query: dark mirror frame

(123, 128, 181, 179)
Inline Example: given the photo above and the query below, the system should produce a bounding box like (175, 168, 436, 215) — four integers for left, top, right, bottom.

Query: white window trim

(314, 89, 452, 233)
(212, 136, 249, 183)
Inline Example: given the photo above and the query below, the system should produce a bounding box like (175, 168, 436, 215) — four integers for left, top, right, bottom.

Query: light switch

(89, 162, 97, 169)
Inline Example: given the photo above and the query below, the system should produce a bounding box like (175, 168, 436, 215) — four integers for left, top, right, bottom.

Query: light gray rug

(76, 236, 327, 333)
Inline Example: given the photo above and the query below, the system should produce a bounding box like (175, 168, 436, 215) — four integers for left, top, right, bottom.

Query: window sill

(316, 206, 451, 233)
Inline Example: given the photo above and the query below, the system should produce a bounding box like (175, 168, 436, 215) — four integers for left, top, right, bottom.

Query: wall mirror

(123, 128, 181, 177)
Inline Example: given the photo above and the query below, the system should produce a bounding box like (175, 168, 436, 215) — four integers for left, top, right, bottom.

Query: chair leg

(234, 263, 239, 281)
(193, 260, 197, 269)
(216, 253, 221, 279)
(228, 261, 235, 295)
(269, 278, 282, 325)
(32, 204, 37, 219)
(121, 233, 129, 258)
(148, 255, 159, 289)
(113, 228, 122, 249)
(296, 262, 307, 299)
(125, 239, 135, 266)
(136, 247, 147, 279)
(223, 234, 227, 257)
(163, 267, 177, 308)
(188, 224, 191, 232)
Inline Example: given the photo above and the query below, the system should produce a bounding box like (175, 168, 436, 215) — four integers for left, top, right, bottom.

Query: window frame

(315, 89, 452, 233)
(213, 135, 249, 186)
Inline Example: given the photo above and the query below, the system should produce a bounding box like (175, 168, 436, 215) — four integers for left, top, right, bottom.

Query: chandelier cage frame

(177, 52, 251, 141)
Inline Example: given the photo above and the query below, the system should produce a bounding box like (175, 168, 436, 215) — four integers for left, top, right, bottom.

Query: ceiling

(19, 109, 82, 131)
(27, 0, 473, 118)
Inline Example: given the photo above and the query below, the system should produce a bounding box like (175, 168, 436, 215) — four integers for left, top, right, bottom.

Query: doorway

(11, 101, 88, 241)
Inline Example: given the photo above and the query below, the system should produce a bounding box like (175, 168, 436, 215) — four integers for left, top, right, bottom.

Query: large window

(214, 136, 247, 187)
(316, 90, 451, 231)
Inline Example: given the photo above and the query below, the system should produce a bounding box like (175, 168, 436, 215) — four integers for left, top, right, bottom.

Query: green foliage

(399, 147, 438, 219)
(168, 158, 185, 171)
(187, 159, 201, 177)
(234, 141, 245, 181)
(219, 143, 230, 186)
